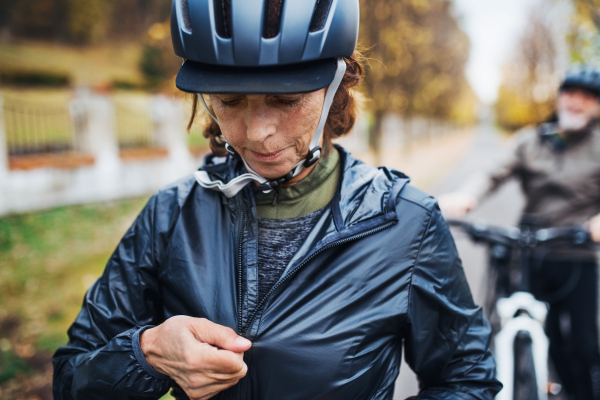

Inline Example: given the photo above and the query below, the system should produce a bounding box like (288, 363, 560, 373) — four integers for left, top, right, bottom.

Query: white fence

(0, 91, 201, 216)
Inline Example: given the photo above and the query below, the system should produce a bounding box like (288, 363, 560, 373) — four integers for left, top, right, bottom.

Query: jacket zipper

(243, 221, 396, 337)
(237, 209, 245, 335)
(234, 209, 245, 400)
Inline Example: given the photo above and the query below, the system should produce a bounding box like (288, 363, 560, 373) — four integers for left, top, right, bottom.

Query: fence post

(151, 95, 195, 179)
(71, 90, 121, 199)
(0, 94, 9, 215)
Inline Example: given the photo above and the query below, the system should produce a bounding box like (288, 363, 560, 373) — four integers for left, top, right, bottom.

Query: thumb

(191, 318, 252, 353)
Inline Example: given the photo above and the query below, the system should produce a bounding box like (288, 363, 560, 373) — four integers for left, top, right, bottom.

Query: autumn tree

(565, 0, 600, 64)
(359, 0, 473, 155)
(495, 8, 558, 130)
(4, 0, 171, 44)
(572, 0, 600, 30)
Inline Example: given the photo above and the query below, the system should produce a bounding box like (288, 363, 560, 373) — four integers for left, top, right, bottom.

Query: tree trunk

(369, 109, 384, 165)
(403, 116, 413, 154)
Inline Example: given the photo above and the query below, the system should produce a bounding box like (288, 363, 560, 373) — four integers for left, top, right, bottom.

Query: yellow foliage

(359, 0, 473, 122)
(568, 0, 600, 64)
(147, 22, 170, 43)
(495, 7, 558, 131)
(495, 85, 555, 131)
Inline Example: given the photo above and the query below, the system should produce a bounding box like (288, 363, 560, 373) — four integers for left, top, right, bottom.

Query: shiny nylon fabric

(52, 147, 501, 400)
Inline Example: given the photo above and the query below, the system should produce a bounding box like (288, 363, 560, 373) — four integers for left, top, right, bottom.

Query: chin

(249, 161, 295, 179)
(558, 111, 592, 132)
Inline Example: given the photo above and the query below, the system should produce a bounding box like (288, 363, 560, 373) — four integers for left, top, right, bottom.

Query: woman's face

(209, 90, 325, 180)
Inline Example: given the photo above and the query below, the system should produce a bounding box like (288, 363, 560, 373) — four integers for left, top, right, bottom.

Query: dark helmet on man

(560, 66, 600, 97)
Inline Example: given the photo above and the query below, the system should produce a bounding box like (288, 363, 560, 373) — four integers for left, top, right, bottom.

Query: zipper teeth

(237, 210, 245, 334)
(235, 210, 245, 400)
(243, 222, 395, 336)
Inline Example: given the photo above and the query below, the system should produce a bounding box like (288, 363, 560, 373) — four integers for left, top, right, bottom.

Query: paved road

(393, 123, 525, 399)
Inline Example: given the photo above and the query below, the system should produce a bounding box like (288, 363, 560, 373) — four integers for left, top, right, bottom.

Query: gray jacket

(464, 122, 600, 229)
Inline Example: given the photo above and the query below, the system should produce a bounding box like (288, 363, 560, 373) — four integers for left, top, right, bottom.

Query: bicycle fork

(494, 292, 549, 400)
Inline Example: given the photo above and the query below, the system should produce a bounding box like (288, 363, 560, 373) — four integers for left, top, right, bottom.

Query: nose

(245, 101, 277, 143)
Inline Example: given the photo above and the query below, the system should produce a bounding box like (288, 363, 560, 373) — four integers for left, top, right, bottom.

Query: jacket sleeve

(52, 195, 172, 400)
(403, 206, 502, 400)
(458, 128, 532, 202)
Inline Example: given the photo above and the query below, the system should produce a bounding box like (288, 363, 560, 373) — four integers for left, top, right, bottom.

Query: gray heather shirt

(257, 209, 324, 302)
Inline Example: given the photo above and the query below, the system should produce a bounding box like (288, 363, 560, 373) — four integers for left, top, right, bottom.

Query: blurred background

(0, 0, 599, 399)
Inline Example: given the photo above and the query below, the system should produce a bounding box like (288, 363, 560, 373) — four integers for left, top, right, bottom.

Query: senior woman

(53, 1, 501, 399)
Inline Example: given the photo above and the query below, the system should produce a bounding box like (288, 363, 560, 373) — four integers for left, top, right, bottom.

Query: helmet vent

(181, 0, 192, 33)
(263, 0, 284, 38)
(309, 0, 333, 32)
(214, 0, 232, 39)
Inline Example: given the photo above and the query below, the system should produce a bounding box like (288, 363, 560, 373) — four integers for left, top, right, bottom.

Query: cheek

(583, 100, 600, 114)
(557, 96, 572, 110)
(218, 117, 247, 145)
(278, 104, 322, 144)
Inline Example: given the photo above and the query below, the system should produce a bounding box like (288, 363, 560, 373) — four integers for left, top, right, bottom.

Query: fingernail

(235, 337, 252, 347)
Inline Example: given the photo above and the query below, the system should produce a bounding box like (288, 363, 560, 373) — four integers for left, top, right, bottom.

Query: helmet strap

(195, 57, 346, 197)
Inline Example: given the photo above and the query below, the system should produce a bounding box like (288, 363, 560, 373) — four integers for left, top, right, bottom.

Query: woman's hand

(438, 192, 479, 220)
(589, 213, 600, 244)
(140, 316, 252, 400)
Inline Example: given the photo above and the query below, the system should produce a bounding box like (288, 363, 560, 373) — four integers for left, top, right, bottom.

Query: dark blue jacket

(53, 148, 501, 399)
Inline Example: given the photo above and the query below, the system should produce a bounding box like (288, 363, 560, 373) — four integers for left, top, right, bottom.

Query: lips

(250, 148, 286, 162)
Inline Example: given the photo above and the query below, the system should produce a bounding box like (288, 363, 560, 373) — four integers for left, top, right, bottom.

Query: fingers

(185, 342, 247, 375)
(141, 316, 250, 400)
(589, 214, 600, 243)
(179, 351, 248, 400)
(189, 318, 252, 353)
(438, 192, 478, 219)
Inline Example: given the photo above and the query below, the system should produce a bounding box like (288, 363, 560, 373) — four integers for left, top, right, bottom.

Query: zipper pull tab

(272, 189, 279, 206)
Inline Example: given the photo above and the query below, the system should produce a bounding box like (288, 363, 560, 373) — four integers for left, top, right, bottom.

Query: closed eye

(276, 97, 302, 107)
(220, 98, 242, 107)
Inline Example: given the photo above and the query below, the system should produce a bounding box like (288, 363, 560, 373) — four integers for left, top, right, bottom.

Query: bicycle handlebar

(446, 219, 594, 248)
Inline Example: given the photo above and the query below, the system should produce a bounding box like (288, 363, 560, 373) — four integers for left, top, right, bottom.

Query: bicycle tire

(513, 330, 539, 400)
(483, 261, 504, 340)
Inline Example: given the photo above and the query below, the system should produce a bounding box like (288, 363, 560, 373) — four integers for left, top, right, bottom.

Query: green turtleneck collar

(254, 146, 340, 219)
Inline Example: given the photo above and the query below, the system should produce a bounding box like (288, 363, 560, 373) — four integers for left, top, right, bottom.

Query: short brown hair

(186, 51, 365, 157)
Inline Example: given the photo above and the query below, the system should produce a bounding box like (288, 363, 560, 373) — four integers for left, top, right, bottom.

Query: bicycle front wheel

(513, 330, 539, 400)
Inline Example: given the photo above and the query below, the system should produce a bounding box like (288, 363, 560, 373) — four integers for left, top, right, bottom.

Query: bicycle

(447, 219, 594, 400)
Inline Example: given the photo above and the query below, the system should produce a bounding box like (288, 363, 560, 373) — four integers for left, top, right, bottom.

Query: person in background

(440, 66, 600, 400)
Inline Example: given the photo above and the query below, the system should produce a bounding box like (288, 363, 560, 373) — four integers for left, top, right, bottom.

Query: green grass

(0, 350, 30, 384)
(0, 197, 149, 352)
(0, 41, 144, 87)
(0, 196, 195, 397)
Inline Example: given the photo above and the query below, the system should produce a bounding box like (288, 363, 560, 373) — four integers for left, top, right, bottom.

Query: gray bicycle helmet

(171, 0, 360, 197)
(560, 66, 600, 97)
(172, 0, 359, 94)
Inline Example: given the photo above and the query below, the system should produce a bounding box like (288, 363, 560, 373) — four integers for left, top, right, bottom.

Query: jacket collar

(199, 146, 410, 232)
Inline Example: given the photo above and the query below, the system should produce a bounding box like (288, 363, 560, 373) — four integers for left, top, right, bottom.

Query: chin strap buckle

(256, 169, 296, 192)
(304, 146, 322, 168)
(257, 146, 322, 192)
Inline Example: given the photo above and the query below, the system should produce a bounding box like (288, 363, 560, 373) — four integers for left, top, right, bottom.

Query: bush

(111, 79, 146, 90)
(139, 21, 181, 88)
(0, 69, 71, 87)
